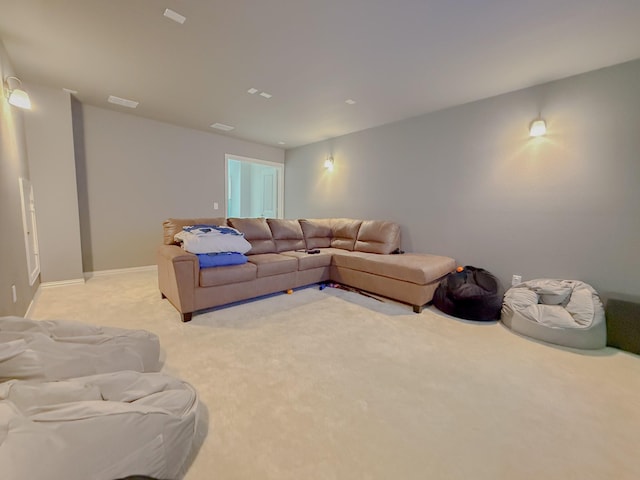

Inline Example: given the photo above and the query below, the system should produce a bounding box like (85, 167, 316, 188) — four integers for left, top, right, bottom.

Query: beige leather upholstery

(281, 250, 333, 271)
(158, 217, 455, 320)
(267, 218, 305, 252)
(247, 254, 298, 278)
(355, 220, 401, 254)
(227, 218, 276, 254)
(200, 263, 257, 287)
(331, 252, 455, 285)
(299, 219, 332, 249)
(330, 218, 362, 250)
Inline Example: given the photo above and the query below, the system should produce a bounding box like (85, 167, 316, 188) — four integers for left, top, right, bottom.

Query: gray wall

(0, 40, 39, 315)
(24, 84, 84, 283)
(76, 105, 284, 271)
(285, 60, 640, 301)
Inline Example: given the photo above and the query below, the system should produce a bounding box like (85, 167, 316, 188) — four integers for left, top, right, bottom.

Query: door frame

(19, 177, 40, 285)
(224, 154, 284, 218)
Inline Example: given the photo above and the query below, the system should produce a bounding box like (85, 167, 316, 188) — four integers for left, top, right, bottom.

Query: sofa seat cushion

(332, 252, 456, 285)
(267, 219, 305, 252)
(280, 250, 333, 271)
(247, 254, 298, 278)
(227, 218, 276, 254)
(200, 262, 257, 287)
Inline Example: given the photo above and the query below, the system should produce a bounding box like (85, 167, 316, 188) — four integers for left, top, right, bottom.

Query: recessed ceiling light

(259, 92, 272, 99)
(278, 141, 286, 145)
(247, 88, 258, 94)
(345, 99, 356, 105)
(108, 95, 139, 108)
(62, 88, 78, 94)
(163, 8, 186, 24)
(210, 123, 235, 131)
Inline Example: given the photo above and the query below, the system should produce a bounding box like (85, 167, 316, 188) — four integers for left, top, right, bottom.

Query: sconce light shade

(4, 76, 32, 110)
(8, 88, 32, 109)
(529, 119, 546, 137)
(324, 156, 334, 171)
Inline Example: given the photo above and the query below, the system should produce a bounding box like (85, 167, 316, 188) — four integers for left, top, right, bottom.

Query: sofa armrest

(156, 245, 199, 318)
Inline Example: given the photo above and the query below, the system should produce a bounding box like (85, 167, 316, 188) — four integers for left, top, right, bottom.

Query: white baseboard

(25, 266, 157, 317)
(84, 265, 157, 280)
(40, 278, 86, 288)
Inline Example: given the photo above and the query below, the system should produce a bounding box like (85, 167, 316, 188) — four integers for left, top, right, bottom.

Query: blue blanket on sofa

(197, 252, 248, 268)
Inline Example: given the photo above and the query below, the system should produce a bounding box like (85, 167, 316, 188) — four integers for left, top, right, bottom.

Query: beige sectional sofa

(157, 217, 455, 322)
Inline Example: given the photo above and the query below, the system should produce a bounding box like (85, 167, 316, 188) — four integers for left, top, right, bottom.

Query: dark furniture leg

(161, 292, 166, 299)
(181, 312, 193, 323)
(413, 305, 423, 314)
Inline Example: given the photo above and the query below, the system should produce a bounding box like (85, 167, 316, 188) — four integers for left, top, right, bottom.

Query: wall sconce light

(4, 76, 32, 110)
(529, 119, 546, 137)
(324, 156, 334, 172)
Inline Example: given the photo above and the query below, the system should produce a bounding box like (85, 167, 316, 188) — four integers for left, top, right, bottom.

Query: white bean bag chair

(0, 371, 199, 480)
(501, 279, 606, 349)
(0, 316, 160, 381)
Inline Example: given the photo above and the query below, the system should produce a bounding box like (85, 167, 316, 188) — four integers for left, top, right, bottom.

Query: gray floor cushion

(0, 371, 198, 480)
(501, 279, 606, 349)
(0, 316, 160, 381)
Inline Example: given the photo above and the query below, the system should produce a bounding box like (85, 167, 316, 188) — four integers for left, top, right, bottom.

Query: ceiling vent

(210, 123, 235, 131)
(163, 8, 186, 24)
(107, 95, 139, 108)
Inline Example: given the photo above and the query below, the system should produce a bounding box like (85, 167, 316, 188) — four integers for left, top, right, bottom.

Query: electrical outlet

(213, 202, 219, 210)
(511, 275, 522, 286)
(11, 285, 17, 303)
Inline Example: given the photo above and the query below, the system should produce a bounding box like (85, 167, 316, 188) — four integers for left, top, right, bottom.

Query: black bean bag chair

(433, 266, 502, 321)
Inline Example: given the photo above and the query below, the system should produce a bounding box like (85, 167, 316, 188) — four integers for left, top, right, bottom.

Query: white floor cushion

(501, 279, 606, 349)
(0, 371, 199, 480)
(0, 316, 160, 381)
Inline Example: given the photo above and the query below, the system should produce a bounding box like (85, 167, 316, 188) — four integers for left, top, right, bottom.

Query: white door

(19, 177, 40, 285)
(257, 165, 277, 218)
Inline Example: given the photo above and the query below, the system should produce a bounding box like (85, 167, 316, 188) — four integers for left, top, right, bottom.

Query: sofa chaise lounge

(157, 217, 456, 322)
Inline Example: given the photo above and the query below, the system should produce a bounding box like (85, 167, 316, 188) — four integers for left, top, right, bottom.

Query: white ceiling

(2, 1, 640, 149)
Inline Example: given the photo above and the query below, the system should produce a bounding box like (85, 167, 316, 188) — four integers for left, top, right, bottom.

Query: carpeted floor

(28, 269, 640, 480)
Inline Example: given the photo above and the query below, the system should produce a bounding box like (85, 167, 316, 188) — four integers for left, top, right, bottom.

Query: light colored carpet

(28, 269, 640, 480)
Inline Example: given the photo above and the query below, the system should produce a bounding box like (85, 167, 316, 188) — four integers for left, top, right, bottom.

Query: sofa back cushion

(299, 219, 332, 249)
(355, 220, 400, 254)
(267, 219, 305, 252)
(227, 218, 276, 254)
(330, 218, 362, 251)
(163, 217, 227, 245)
